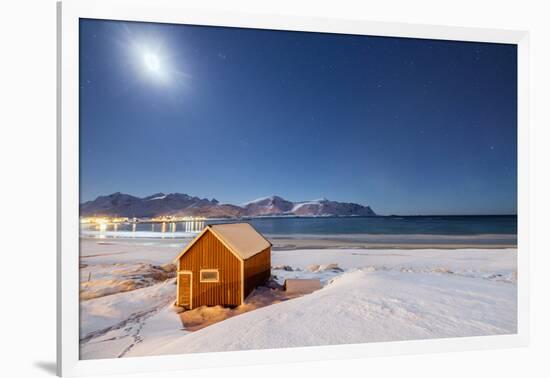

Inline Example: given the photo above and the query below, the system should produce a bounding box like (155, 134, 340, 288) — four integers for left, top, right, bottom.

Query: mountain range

(80, 192, 376, 218)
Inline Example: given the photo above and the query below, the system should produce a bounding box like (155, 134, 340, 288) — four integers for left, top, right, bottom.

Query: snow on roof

(174, 223, 271, 262)
(209, 223, 271, 260)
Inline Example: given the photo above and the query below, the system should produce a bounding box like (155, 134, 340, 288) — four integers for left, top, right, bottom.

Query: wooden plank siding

(178, 230, 242, 308)
(243, 247, 271, 298)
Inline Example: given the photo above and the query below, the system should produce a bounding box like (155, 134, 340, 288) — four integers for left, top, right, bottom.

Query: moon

(143, 52, 161, 73)
(128, 37, 184, 87)
(136, 47, 170, 84)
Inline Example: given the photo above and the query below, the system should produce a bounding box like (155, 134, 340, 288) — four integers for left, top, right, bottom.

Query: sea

(80, 215, 517, 246)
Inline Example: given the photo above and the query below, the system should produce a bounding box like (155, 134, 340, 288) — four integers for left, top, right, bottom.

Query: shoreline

(79, 233, 517, 250)
(269, 233, 517, 250)
(271, 241, 517, 250)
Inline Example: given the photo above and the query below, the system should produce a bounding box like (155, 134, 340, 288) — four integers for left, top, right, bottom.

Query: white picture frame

(57, 0, 529, 376)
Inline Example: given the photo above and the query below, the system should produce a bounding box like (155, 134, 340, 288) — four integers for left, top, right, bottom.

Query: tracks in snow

(80, 296, 174, 358)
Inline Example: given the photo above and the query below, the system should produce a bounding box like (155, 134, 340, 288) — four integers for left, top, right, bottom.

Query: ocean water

(237, 215, 517, 236)
(80, 215, 517, 241)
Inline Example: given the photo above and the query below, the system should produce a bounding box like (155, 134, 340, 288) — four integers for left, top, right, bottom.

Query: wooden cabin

(173, 223, 272, 309)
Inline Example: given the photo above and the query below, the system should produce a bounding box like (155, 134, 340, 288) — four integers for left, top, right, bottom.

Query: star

(474, 49, 481, 62)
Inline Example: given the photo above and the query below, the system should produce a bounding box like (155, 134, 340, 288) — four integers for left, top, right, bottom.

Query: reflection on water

(84, 220, 206, 238)
(185, 221, 204, 233)
(96, 223, 107, 239)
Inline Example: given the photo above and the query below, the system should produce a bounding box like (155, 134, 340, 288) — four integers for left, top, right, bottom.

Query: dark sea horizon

(80, 215, 517, 245)
(213, 215, 517, 236)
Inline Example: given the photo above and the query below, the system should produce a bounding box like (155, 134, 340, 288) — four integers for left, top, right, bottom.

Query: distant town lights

(80, 216, 206, 224)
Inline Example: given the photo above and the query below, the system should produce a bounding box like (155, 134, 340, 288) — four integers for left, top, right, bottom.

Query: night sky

(79, 19, 517, 215)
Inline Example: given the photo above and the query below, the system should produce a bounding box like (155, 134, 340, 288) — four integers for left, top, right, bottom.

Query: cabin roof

(173, 222, 271, 262)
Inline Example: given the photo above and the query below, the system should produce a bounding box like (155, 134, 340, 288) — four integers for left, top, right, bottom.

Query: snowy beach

(79, 237, 517, 359)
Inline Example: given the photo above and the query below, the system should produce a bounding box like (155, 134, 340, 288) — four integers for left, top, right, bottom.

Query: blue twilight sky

(79, 19, 517, 215)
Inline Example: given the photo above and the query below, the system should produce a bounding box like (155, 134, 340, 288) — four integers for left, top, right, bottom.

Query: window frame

(200, 269, 220, 283)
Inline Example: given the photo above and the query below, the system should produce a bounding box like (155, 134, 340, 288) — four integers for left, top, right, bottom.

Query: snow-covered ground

(79, 238, 517, 359)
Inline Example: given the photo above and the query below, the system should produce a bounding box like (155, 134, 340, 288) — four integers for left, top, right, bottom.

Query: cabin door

(177, 271, 192, 309)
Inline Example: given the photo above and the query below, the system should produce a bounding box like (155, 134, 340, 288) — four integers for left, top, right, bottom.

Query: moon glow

(143, 52, 161, 73)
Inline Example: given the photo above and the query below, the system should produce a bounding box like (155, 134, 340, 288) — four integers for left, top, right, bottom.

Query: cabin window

(200, 269, 219, 283)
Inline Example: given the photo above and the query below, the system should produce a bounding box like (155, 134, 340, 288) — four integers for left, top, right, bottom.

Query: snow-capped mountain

(80, 192, 240, 218)
(80, 193, 376, 218)
(242, 195, 295, 216)
(292, 198, 375, 216)
(242, 195, 376, 217)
